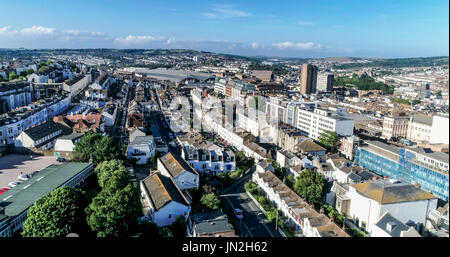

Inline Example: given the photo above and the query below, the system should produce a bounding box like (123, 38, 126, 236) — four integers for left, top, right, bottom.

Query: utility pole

(275, 208, 278, 231)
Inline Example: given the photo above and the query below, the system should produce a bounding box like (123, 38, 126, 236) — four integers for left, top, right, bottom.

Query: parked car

(8, 181, 20, 188)
(234, 208, 244, 219)
(18, 174, 30, 181)
(31, 171, 40, 177)
(57, 157, 67, 162)
(0, 188, 10, 192)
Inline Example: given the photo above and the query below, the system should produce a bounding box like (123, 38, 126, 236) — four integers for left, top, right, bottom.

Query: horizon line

(0, 47, 449, 60)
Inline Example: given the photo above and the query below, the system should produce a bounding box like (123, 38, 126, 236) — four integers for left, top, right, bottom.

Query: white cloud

(251, 42, 260, 49)
(114, 35, 168, 46)
(0, 25, 108, 40)
(166, 38, 176, 45)
(204, 4, 252, 19)
(20, 25, 56, 35)
(0, 25, 338, 56)
(272, 41, 323, 50)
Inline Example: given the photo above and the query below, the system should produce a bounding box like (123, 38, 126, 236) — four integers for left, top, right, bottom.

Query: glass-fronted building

(355, 140, 449, 201)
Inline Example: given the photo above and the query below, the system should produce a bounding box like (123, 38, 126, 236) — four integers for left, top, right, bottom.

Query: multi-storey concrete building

(317, 73, 334, 92)
(355, 140, 449, 201)
(300, 64, 318, 95)
(382, 115, 410, 140)
(296, 108, 354, 141)
(62, 74, 91, 96)
(407, 114, 433, 144)
(429, 115, 449, 145)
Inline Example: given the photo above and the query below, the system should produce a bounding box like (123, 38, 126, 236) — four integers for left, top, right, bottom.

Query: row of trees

(391, 97, 421, 106)
(334, 74, 395, 94)
(244, 181, 292, 236)
(21, 131, 192, 238)
(72, 131, 124, 164)
(334, 56, 449, 69)
(86, 160, 142, 237)
(22, 160, 142, 237)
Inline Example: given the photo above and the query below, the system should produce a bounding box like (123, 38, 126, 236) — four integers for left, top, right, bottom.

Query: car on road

(18, 174, 30, 181)
(234, 208, 244, 219)
(8, 181, 20, 188)
(257, 212, 265, 219)
(0, 188, 9, 194)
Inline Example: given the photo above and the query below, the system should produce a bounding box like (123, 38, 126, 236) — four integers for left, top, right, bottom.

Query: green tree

(38, 66, 47, 73)
(8, 71, 18, 80)
(319, 130, 340, 151)
(19, 69, 34, 77)
(72, 131, 123, 164)
(159, 227, 173, 237)
(286, 174, 295, 188)
(91, 136, 124, 164)
(85, 182, 142, 237)
(22, 187, 87, 237)
(244, 181, 260, 195)
(266, 208, 278, 222)
(294, 169, 325, 205)
(134, 221, 161, 238)
(217, 171, 229, 181)
(95, 160, 129, 192)
(171, 215, 187, 238)
(412, 99, 421, 105)
(86, 160, 141, 237)
(72, 131, 102, 162)
(200, 193, 221, 210)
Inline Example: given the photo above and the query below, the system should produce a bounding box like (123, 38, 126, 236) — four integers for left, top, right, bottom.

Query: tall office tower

(317, 73, 334, 92)
(300, 64, 318, 94)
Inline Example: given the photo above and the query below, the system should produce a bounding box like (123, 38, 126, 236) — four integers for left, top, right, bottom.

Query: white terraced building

(181, 143, 236, 174)
(0, 94, 71, 147)
(296, 108, 354, 140)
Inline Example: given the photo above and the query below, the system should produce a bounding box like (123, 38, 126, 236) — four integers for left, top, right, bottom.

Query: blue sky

(0, 0, 448, 58)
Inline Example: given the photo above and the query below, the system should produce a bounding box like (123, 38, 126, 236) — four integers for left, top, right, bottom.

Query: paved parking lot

(0, 154, 58, 188)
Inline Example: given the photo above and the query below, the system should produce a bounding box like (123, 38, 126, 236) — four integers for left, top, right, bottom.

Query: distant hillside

(333, 56, 449, 69)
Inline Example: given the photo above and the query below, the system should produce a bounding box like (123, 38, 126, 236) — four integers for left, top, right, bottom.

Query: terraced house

(157, 152, 199, 190)
(252, 170, 349, 237)
(140, 172, 191, 227)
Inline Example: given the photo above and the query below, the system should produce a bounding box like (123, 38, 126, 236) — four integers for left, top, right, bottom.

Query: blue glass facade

(355, 147, 449, 201)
